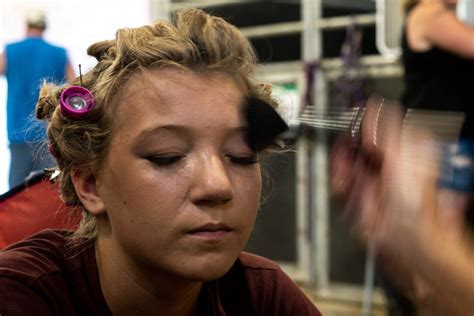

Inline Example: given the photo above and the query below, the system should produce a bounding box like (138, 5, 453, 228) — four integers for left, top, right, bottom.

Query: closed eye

(146, 155, 184, 166)
(227, 155, 259, 165)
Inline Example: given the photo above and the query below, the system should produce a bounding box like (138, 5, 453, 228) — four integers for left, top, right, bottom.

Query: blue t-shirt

(5, 37, 68, 144)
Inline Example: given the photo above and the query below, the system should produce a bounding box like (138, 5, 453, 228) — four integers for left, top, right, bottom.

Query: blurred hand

(330, 96, 474, 312)
(332, 96, 440, 256)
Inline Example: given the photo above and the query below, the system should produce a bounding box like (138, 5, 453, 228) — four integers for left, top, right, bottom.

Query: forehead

(111, 68, 246, 135)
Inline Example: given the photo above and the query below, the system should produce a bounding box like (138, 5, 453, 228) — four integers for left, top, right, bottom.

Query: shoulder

(411, 1, 446, 17)
(409, 1, 454, 27)
(0, 276, 55, 314)
(406, 2, 448, 51)
(42, 40, 67, 54)
(0, 229, 79, 283)
(5, 40, 23, 52)
(0, 230, 84, 314)
(50, 43, 67, 53)
(238, 251, 281, 271)
(0, 230, 98, 313)
(231, 252, 322, 315)
(236, 252, 303, 294)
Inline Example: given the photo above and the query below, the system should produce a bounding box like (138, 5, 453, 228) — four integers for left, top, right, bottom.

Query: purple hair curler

(60, 86, 95, 118)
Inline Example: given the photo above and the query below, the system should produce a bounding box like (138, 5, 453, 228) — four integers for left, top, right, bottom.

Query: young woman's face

(95, 69, 261, 281)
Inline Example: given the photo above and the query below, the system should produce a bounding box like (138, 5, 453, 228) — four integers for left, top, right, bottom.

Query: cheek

(236, 170, 262, 214)
(250, 177, 262, 206)
(100, 166, 190, 231)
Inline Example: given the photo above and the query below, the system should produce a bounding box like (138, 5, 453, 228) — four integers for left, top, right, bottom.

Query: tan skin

(407, 0, 473, 231)
(72, 69, 262, 315)
(0, 25, 75, 82)
(407, 0, 474, 58)
(332, 98, 474, 313)
(305, 1, 474, 312)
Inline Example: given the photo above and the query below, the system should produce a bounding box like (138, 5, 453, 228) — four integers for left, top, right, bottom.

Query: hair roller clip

(60, 86, 95, 118)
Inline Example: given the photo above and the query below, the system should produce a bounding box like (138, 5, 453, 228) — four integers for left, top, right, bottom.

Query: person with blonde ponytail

(0, 9, 320, 315)
(402, 0, 474, 139)
(361, 1, 474, 314)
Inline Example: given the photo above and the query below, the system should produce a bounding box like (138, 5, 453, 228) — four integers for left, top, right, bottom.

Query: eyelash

(146, 155, 259, 166)
(147, 155, 184, 166)
(227, 155, 259, 165)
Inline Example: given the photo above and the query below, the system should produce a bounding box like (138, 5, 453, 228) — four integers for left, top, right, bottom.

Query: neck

(26, 27, 44, 38)
(95, 236, 204, 316)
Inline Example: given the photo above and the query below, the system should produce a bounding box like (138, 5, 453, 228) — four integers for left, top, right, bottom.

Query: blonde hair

(36, 9, 277, 239)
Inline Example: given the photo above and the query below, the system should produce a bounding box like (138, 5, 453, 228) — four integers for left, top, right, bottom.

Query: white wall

(0, 0, 152, 194)
(458, 0, 474, 26)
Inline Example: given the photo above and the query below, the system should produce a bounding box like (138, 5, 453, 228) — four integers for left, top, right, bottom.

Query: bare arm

(0, 52, 5, 75)
(416, 228, 474, 313)
(413, 3, 474, 58)
(331, 98, 474, 312)
(65, 60, 76, 83)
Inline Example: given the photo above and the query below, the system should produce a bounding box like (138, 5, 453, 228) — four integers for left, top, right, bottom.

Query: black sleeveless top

(402, 27, 474, 228)
(401, 27, 474, 139)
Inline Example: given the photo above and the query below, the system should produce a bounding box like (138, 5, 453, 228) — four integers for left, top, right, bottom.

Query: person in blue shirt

(0, 9, 75, 188)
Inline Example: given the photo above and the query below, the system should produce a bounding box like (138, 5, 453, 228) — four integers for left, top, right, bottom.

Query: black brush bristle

(245, 97, 289, 151)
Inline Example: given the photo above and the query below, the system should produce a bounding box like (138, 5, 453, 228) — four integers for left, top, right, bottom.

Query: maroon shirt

(0, 230, 321, 315)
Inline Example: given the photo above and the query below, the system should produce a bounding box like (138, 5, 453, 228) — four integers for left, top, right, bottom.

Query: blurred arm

(0, 52, 5, 75)
(331, 97, 474, 311)
(65, 60, 76, 83)
(416, 227, 474, 313)
(413, 3, 474, 58)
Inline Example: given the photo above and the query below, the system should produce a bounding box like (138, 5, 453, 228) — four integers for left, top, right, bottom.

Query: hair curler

(60, 86, 95, 118)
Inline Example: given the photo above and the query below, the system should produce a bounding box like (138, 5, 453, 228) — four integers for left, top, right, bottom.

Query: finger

(356, 97, 405, 243)
(338, 150, 383, 241)
(372, 98, 405, 169)
(399, 128, 441, 224)
(330, 134, 357, 194)
(360, 94, 384, 157)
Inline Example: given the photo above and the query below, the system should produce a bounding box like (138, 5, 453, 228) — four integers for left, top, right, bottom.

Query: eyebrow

(134, 124, 248, 145)
(136, 124, 187, 141)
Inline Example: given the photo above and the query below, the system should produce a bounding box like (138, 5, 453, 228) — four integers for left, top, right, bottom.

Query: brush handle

(291, 103, 471, 191)
(291, 106, 465, 142)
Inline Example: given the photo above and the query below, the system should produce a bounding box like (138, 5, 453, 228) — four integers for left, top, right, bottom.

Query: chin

(184, 252, 239, 281)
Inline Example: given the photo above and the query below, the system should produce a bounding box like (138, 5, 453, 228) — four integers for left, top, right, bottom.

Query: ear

(71, 169, 106, 215)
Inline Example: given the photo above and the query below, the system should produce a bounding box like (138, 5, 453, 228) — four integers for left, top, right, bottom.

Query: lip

(187, 222, 233, 241)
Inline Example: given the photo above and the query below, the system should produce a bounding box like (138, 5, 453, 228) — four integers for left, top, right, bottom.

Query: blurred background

(1, 0, 473, 314)
(0, 0, 155, 193)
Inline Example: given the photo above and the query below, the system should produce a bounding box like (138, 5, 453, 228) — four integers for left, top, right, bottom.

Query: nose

(190, 154, 234, 205)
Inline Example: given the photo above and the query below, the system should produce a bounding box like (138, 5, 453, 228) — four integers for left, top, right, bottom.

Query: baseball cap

(26, 9, 47, 29)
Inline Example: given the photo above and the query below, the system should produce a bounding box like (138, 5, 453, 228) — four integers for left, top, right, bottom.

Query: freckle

(123, 200, 128, 205)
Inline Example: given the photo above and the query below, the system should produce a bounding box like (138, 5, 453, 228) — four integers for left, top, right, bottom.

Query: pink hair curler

(60, 86, 95, 118)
